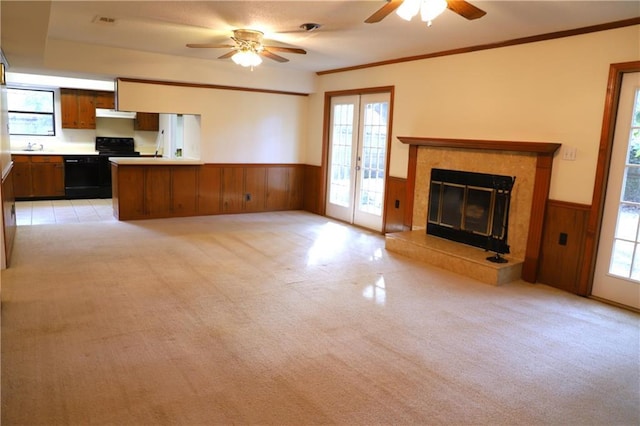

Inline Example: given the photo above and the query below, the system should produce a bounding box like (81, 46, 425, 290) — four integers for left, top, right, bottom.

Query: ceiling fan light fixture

(396, 0, 422, 21)
(420, 0, 448, 26)
(231, 49, 262, 68)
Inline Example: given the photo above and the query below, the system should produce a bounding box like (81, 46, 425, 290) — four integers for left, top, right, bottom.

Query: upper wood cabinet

(94, 91, 115, 109)
(60, 88, 98, 129)
(61, 88, 159, 131)
(134, 112, 160, 131)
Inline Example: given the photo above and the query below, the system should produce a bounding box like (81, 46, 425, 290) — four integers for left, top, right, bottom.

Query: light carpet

(1, 211, 639, 425)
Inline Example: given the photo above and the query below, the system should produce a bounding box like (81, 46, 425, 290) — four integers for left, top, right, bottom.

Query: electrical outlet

(559, 232, 568, 246)
(562, 146, 577, 161)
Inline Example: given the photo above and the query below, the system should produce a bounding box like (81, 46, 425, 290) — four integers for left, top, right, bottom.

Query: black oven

(64, 137, 140, 199)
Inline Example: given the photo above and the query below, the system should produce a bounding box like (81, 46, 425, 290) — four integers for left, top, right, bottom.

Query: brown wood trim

(2, 162, 17, 268)
(405, 145, 418, 229)
(398, 136, 561, 154)
(116, 77, 309, 97)
(203, 163, 305, 168)
(547, 199, 591, 212)
(522, 154, 554, 282)
(321, 86, 396, 222)
(578, 60, 640, 296)
(317, 18, 640, 75)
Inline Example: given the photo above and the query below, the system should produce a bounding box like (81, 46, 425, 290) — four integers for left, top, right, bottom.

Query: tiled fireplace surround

(385, 138, 561, 285)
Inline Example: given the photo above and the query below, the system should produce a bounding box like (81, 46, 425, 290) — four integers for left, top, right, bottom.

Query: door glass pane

(358, 101, 388, 215)
(609, 89, 640, 282)
(329, 104, 354, 207)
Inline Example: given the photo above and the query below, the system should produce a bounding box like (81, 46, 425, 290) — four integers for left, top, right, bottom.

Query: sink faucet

(26, 142, 44, 151)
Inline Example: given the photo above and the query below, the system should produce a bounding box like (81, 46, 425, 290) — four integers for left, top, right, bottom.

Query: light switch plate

(562, 146, 577, 161)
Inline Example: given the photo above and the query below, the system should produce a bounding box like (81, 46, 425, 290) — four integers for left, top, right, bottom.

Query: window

(7, 88, 55, 136)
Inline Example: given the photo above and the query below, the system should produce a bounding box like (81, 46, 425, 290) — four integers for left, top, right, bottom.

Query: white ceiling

(2, 0, 639, 76)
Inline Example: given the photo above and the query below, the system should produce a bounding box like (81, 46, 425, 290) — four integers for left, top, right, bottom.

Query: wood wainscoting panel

(538, 200, 590, 294)
(385, 176, 409, 233)
(222, 167, 245, 213)
(171, 166, 198, 216)
(288, 166, 304, 210)
(2, 164, 17, 267)
(303, 165, 322, 215)
(113, 163, 308, 221)
(266, 167, 289, 211)
(245, 167, 267, 212)
(198, 165, 222, 215)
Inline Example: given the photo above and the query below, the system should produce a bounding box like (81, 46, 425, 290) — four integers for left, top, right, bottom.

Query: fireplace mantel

(398, 137, 561, 283)
(397, 137, 560, 155)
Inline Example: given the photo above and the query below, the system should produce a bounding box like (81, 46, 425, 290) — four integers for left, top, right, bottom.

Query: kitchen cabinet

(60, 89, 97, 129)
(12, 155, 65, 199)
(94, 91, 115, 109)
(134, 112, 160, 131)
(12, 156, 32, 198)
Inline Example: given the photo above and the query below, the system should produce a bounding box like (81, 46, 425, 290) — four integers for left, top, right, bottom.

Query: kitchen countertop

(11, 150, 100, 155)
(109, 157, 203, 165)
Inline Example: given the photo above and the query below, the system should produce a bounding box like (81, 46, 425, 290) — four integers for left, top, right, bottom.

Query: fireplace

(427, 168, 515, 256)
(390, 137, 560, 284)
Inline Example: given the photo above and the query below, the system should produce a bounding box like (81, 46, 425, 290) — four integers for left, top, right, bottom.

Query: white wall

(307, 26, 640, 205)
(44, 39, 317, 95)
(7, 84, 159, 154)
(0, 83, 8, 270)
(117, 80, 308, 164)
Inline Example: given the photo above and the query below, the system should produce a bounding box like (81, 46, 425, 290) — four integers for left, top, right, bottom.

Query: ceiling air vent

(92, 16, 117, 25)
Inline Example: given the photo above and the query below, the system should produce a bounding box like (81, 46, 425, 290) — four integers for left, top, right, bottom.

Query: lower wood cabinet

(112, 163, 304, 221)
(12, 155, 65, 199)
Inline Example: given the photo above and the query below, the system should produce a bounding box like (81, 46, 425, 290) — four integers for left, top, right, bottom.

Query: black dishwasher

(63, 156, 101, 199)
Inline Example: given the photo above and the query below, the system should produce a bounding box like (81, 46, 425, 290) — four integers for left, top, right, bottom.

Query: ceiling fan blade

(446, 0, 486, 20)
(263, 45, 307, 55)
(186, 43, 234, 49)
(261, 50, 289, 63)
(218, 51, 236, 60)
(365, 0, 404, 23)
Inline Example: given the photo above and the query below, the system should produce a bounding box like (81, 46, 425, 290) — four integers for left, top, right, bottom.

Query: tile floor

(15, 198, 115, 225)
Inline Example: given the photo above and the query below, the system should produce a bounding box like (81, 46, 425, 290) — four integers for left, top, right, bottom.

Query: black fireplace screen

(427, 168, 515, 254)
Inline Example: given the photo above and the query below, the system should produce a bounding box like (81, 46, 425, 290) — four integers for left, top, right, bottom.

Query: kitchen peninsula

(110, 157, 204, 220)
(110, 159, 306, 221)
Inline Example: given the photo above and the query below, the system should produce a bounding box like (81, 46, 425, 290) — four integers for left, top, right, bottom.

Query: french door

(592, 72, 640, 309)
(326, 93, 390, 232)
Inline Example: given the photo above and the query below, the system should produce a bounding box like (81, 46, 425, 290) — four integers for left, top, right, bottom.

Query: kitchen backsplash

(10, 118, 158, 154)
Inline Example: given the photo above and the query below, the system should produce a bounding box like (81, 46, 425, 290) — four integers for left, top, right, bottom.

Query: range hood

(95, 108, 137, 119)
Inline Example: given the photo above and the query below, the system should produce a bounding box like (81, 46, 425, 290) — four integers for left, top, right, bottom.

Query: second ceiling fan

(365, 0, 486, 25)
(186, 29, 306, 67)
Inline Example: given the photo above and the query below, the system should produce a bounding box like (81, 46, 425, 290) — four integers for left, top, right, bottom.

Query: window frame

(7, 87, 56, 137)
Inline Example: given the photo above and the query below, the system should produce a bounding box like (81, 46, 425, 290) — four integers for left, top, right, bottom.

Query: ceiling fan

(186, 29, 306, 67)
(365, 0, 486, 25)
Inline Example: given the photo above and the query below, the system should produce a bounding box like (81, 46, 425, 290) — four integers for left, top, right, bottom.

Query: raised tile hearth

(385, 230, 523, 285)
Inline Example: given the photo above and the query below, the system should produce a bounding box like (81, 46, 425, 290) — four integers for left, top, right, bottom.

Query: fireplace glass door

(326, 93, 390, 231)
